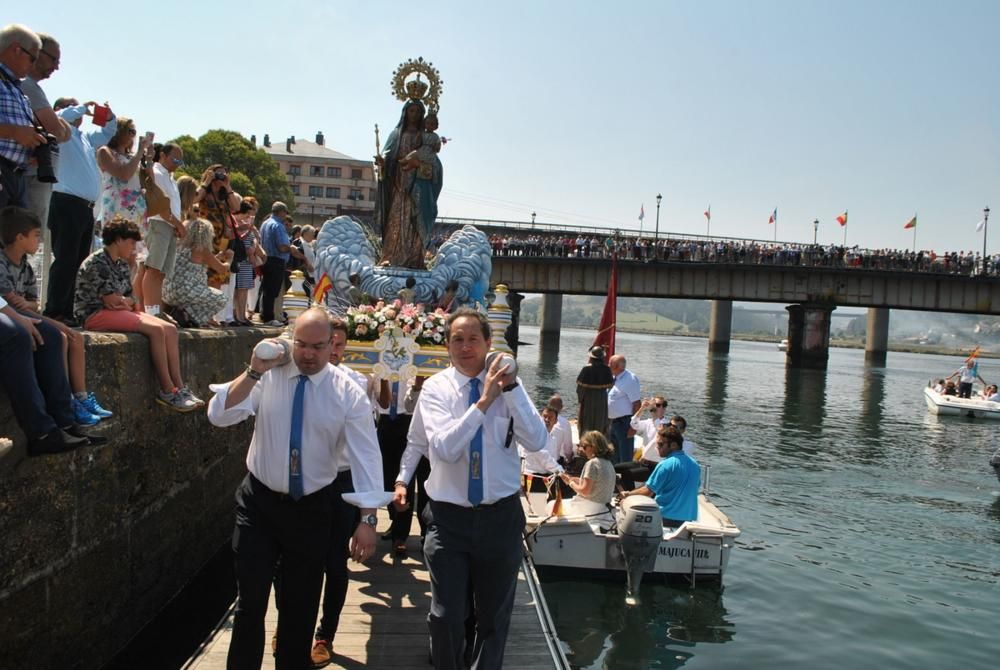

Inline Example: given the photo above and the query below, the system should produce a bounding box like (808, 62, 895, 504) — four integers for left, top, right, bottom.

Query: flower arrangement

(345, 300, 449, 346)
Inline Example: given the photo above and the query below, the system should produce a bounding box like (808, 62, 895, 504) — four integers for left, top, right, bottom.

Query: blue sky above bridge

(13, 0, 998, 253)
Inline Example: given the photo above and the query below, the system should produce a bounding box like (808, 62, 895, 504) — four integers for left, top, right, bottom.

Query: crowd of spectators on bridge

(485, 232, 999, 276)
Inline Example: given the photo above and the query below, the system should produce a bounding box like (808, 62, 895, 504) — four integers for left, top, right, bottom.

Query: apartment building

(259, 132, 377, 227)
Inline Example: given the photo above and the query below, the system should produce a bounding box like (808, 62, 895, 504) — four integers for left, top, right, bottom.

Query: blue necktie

(288, 374, 307, 500)
(467, 378, 484, 506)
(389, 381, 399, 420)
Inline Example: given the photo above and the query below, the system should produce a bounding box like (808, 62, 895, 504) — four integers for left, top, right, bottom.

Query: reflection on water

(518, 327, 1000, 669)
(545, 579, 732, 670)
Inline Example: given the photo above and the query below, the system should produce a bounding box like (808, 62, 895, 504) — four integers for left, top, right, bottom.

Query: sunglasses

(18, 45, 37, 63)
(126, 128, 137, 136)
(654, 403, 667, 408)
(40, 48, 59, 66)
(171, 158, 184, 166)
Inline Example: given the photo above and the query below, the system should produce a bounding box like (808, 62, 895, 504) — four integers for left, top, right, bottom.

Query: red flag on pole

(592, 253, 618, 357)
(836, 211, 848, 226)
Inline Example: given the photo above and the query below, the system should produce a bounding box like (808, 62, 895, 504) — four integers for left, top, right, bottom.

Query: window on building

(349, 188, 363, 201)
(326, 187, 341, 199)
(309, 165, 323, 177)
(308, 185, 323, 197)
(290, 184, 300, 195)
(327, 166, 341, 178)
(288, 165, 302, 176)
(351, 168, 363, 180)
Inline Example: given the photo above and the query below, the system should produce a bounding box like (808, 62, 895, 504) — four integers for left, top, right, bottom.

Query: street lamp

(531, 211, 536, 225)
(813, 219, 819, 244)
(655, 193, 662, 240)
(984, 206, 991, 274)
(310, 195, 316, 224)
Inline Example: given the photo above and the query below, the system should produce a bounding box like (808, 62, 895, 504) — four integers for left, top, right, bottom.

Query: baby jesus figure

(400, 112, 443, 180)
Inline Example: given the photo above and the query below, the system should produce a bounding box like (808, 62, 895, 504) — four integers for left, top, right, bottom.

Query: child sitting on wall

(0, 206, 112, 424)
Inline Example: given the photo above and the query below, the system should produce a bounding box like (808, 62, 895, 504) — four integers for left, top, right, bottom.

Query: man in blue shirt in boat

(947, 360, 986, 399)
(618, 424, 700, 528)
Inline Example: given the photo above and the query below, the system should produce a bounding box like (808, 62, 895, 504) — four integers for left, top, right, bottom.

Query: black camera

(34, 128, 60, 184)
(214, 169, 227, 182)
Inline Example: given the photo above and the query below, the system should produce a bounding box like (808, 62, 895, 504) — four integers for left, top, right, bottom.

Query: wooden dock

(184, 510, 567, 669)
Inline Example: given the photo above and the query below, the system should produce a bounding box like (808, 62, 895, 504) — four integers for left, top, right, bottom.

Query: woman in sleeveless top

(95, 117, 150, 231)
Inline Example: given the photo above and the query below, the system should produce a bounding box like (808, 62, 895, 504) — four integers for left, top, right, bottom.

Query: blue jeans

(609, 415, 633, 463)
(0, 312, 74, 438)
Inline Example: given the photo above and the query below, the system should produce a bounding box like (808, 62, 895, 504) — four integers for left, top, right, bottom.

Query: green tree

(169, 129, 295, 218)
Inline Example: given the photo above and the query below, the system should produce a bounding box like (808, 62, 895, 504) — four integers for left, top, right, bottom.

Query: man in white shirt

(521, 405, 564, 482)
(607, 354, 641, 463)
(547, 393, 575, 464)
(417, 308, 547, 670)
(207, 308, 384, 669)
(142, 143, 185, 318)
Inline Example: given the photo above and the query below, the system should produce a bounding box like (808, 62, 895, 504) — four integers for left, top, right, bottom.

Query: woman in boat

(559, 430, 616, 516)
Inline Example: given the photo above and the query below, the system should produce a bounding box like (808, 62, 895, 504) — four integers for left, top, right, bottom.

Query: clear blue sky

(11, 0, 999, 252)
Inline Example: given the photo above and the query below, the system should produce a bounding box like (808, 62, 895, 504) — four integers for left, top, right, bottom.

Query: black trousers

(316, 470, 359, 641)
(0, 160, 26, 208)
(260, 257, 287, 323)
(378, 413, 418, 541)
(614, 460, 656, 490)
(0, 312, 74, 439)
(45, 192, 95, 319)
(424, 495, 524, 670)
(227, 474, 334, 670)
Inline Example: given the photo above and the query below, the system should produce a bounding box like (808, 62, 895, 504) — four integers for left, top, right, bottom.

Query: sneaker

(179, 385, 206, 408)
(264, 320, 285, 327)
(156, 390, 198, 412)
(71, 397, 100, 425)
(310, 638, 332, 668)
(81, 392, 113, 419)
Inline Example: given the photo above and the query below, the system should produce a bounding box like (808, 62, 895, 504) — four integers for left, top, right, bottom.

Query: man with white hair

(0, 24, 47, 208)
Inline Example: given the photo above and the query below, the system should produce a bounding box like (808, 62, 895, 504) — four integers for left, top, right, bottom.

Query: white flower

(432, 333, 442, 343)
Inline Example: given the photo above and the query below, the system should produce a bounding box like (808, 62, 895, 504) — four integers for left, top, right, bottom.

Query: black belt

(52, 191, 95, 208)
(435, 492, 519, 511)
(0, 154, 26, 174)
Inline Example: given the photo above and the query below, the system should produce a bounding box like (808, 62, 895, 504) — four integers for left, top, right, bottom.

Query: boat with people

(521, 464, 740, 602)
(923, 384, 1000, 419)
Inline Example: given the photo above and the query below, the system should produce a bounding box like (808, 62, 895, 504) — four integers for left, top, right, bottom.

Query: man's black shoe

(65, 425, 108, 446)
(27, 428, 87, 456)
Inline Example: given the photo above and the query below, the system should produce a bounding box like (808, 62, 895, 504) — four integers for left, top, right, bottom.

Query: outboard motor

(990, 448, 1000, 484)
(617, 496, 663, 606)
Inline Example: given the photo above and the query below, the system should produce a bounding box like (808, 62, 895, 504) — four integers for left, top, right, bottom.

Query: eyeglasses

(39, 49, 59, 66)
(18, 45, 37, 63)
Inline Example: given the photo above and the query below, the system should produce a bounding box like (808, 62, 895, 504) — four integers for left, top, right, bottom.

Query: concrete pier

(785, 303, 836, 369)
(864, 307, 890, 367)
(708, 300, 733, 354)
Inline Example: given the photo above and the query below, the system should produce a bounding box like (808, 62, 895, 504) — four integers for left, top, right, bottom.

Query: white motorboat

(924, 385, 1000, 419)
(521, 467, 740, 602)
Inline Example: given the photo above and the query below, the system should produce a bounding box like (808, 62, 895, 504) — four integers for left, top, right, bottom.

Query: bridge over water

(464, 218, 1000, 368)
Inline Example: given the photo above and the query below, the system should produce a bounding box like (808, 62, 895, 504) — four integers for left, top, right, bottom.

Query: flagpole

(912, 213, 917, 251)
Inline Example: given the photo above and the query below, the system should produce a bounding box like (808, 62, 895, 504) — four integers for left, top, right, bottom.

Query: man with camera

(0, 25, 48, 208)
(21, 33, 70, 234)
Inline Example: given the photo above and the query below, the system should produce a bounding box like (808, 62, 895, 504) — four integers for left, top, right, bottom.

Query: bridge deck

(184, 510, 564, 669)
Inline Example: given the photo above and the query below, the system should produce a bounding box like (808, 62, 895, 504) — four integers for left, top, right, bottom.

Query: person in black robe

(576, 346, 614, 435)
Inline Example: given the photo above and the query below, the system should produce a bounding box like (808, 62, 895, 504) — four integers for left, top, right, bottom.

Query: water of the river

(516, 326, 999, 670)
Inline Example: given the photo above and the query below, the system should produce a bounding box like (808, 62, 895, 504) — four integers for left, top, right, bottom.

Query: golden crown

(391, 57, 443, 113)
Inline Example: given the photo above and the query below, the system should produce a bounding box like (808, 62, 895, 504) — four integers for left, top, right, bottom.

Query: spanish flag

(836, 211, 848, 226)
(312, 272, 333, 304)
(904, 215, 917, 229)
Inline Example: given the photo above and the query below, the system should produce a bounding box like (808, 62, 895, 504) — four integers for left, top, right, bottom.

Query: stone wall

(0, 328, 269, 669)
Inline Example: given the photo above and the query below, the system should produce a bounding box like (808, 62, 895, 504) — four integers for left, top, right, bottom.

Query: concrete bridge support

(785, 303, 836, 369)
(864, 307, 890, 367)
(539, 293, 563, 349)
(708, 299, 733, 354)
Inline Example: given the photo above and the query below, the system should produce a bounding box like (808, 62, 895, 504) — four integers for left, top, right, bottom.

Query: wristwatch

(361, 514, 378, 528)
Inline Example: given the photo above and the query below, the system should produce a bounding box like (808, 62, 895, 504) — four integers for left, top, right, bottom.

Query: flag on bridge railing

(704, 205, 711, 221)
(976, 219, 986, 233)
(592, 253, 618, 357)
(904, 215, 917, 229)
(836, 211, 849, 226)
(639, 204, 645, 222)
(768, 208, 777, 225)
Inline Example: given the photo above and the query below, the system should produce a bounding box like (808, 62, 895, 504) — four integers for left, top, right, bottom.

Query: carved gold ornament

(391, 57, 443, 113)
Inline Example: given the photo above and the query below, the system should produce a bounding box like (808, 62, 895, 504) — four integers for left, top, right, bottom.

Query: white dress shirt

(336, 363, 377, 472)
(608, 368, 641, 419)
(397, 400, 430, 484)
(419, 366, 548, 506)
(631, 414, 668, 460)
(520, 424, 564, 475)
(207, 361, 384, 507)
(552, 415, 575, 461)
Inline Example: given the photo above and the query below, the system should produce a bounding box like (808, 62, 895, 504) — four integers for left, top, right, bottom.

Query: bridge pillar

(785, 303, 835, 369)
(506, 290, 523, 355)
(708, 300, 733, 354)
(864, 307, 890, 367)
(538, 293, 562, 350)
